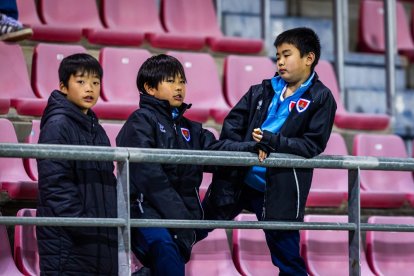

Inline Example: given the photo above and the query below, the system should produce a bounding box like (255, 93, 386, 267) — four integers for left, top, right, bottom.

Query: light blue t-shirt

(244, 72, 315, 192)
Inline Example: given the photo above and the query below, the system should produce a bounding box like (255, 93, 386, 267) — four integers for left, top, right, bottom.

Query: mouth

(83, 96, 94, 103)
(278, 69, 286, 74)
(173, 95, 183, 101)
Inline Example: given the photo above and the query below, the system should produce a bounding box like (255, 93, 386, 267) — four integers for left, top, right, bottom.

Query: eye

(77, 80, 85, 84)
(180, 80, 186, 84)
(93, 81, 100, 86)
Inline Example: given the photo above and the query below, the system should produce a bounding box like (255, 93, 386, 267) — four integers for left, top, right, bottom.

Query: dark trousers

(131, 227, 185, 276)
(200, 184, 308, 276)
(0, 0, 18, 20)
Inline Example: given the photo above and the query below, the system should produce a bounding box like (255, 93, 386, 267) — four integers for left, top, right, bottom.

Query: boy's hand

(258, 149, 268, 162)
(252, 128, 263, 142)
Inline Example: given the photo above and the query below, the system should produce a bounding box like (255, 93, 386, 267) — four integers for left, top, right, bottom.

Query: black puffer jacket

(36, 90, 118, 275)
(205, 74, 337, 222)
(116, 93, 218, 262)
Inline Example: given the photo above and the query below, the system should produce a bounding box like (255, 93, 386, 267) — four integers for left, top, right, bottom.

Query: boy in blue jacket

(116, 54, 227, 276)
(200, 27, 337, 275)
(37, 53, 118, 275)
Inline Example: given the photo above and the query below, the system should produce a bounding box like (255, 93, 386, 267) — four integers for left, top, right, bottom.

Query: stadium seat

(24, 120, 40, 181)
(186, 229, 240, 275)
(302, 215, 375, 276)
(366, 216, 414, 275)
(0, 119, 37, 200)
(198, 127, 219, 200)
(167, 51, 230, 123)
(353, 134, 414, 208)
(232, 214, 278, 275)
(358, 0, 414, 61)
(307, 133, 348, 207)
(14, 209, 40, 276)
(0, 42, 46, 116)
(16, 0, 82, 42)
(223, 55, 275, 107)
(0, 98, 10, 115)
(315, 60, 390, 130)
(161, 0, 263, 54)
(38, 0, 142, 46)
(0, 224, 24, 275)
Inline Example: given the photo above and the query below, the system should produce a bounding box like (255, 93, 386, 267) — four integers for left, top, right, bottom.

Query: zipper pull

(136, 193, 144, 213)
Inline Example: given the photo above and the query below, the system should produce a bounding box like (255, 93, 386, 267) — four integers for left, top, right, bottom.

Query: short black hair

(136, 54, 186, 94)
(274, 27, 321, 71)
(58, 53, 103, 88)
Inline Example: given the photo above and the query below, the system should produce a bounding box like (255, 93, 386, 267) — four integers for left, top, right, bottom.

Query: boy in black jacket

(200, 27, 337, 275)
(37, 53, 118, 275)
(116, 54, 219, 276)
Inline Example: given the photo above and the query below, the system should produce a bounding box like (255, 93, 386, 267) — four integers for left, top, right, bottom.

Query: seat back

(366, 216, 414, 275)
(233, 214, 278, 275)
(99, 47, 151, 104)
(24, 120, 40, 181)
(224, 55, 275, 107)
(14, 208, 39, 276)
(39, 0, 103, 29)
(101, 0, 163, 32)
(186, 229, 240, 275)
(101, 123, 122, 147)
(353, 134, 414, 192)
(302, 215, 374, 276)
(0, 224, 24, 275)
(16, 0, 43, 26)
(32, 43, 87, 99)
(161, 0, 221, 36)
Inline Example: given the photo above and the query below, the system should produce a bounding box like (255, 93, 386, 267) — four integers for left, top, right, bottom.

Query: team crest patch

(289, 101, 296, 112)
(296, 98, 311, 113)
(181, 128, 191, 141)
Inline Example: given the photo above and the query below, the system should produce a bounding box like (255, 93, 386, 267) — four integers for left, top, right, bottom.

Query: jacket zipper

(195, 187, 204, 220)
(293, 168, 300, 219)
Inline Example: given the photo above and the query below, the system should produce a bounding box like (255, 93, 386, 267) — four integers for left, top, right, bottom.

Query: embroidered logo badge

(296, 98, 310, 113)
(158, 122, 166, 133)
(181, 128, 191, 141)
(289, 101, 296, 112)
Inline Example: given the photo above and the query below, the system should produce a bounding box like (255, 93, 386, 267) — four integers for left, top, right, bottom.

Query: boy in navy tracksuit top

(116, 54, 226, 276)
(37, 53, 118, 275)
(200, 27, 337, 275)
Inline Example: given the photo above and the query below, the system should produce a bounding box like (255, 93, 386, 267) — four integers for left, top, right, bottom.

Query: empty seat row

(16, 0, 263, 54)
(8, 210, 414, 276)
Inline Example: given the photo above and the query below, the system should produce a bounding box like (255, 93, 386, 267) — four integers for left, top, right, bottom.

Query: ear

(59, 82, 68, 94)
(144, 83, 156, 96)
(305, 52, 315, 67)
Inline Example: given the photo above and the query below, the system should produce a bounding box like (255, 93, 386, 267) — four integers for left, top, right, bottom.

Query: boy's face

(145, 75, 186, 108)
(276, 42, 314, 85)
(60, 71, 101, 114)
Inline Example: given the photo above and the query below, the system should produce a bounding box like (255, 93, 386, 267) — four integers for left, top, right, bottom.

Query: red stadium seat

(307, 133, 348, 207)
(353, 134, 414, 208)
(366, 216, 414, 276)
(315, 60, 390, 130)
(232, 214, 278, 275)
(0, 119, 37, 200)
(358, 0, 414, 61)
(223, 55, 275, 107)
(16, 0, 82, 42)
(302, 215, 375, 276)
(198, 127, 219, 200)
(161, 0, 263, 53)
(38, 0, 142, 46)
(14, 209, 40, 276)
(186, 229, 240, 275)
(0, 42, 46, 116)
(24, 120, 40, 181)
(167, 51, 230, 123)
(0, 224, 24, 275)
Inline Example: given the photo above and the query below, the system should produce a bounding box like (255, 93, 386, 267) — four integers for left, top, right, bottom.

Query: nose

(85, 81, 94, 92)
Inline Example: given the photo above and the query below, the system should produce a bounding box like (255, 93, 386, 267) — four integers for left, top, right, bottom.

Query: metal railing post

(384, 0, 396, 123)
(333, 0, 347, 104)
(261, 0, 270, 41)
(348, 169, 361, 276)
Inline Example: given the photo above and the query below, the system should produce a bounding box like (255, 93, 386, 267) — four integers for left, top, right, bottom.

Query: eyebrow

(276, 49, 292, 56)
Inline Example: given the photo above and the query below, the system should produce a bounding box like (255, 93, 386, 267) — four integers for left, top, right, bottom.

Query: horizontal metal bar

(1, 143, 414, 171)
(361, 223, 414, 232)
(0, 216, 126, 227)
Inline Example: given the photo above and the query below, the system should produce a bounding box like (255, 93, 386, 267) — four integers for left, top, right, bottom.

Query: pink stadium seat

(0, 224, 24, 275)
(38, 0, 141, 46)
(16, 0, 82, 42)
(186, 229, 240, 275)
(315, 60, 390, 130)
(161, 0, 263, 54)
(14, 209, 40, 276)
(223, 55, 275, 107)
(302, 215, 375, 276)
(307, 133, 348, 207)
(0, 98, 10, 115)
(0, 119, 37, 200)
(358, 0, 414, 60)
(353, 134, 414, 208)
(366, 216, 414, 276)
(0, 42, 46, 116)
(32, 43, 134, 120)
(198, 127, 219, 200)
(233, 214, 278, 275)
(167, 51, 230, 123)
(24, 120, 40, 181)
